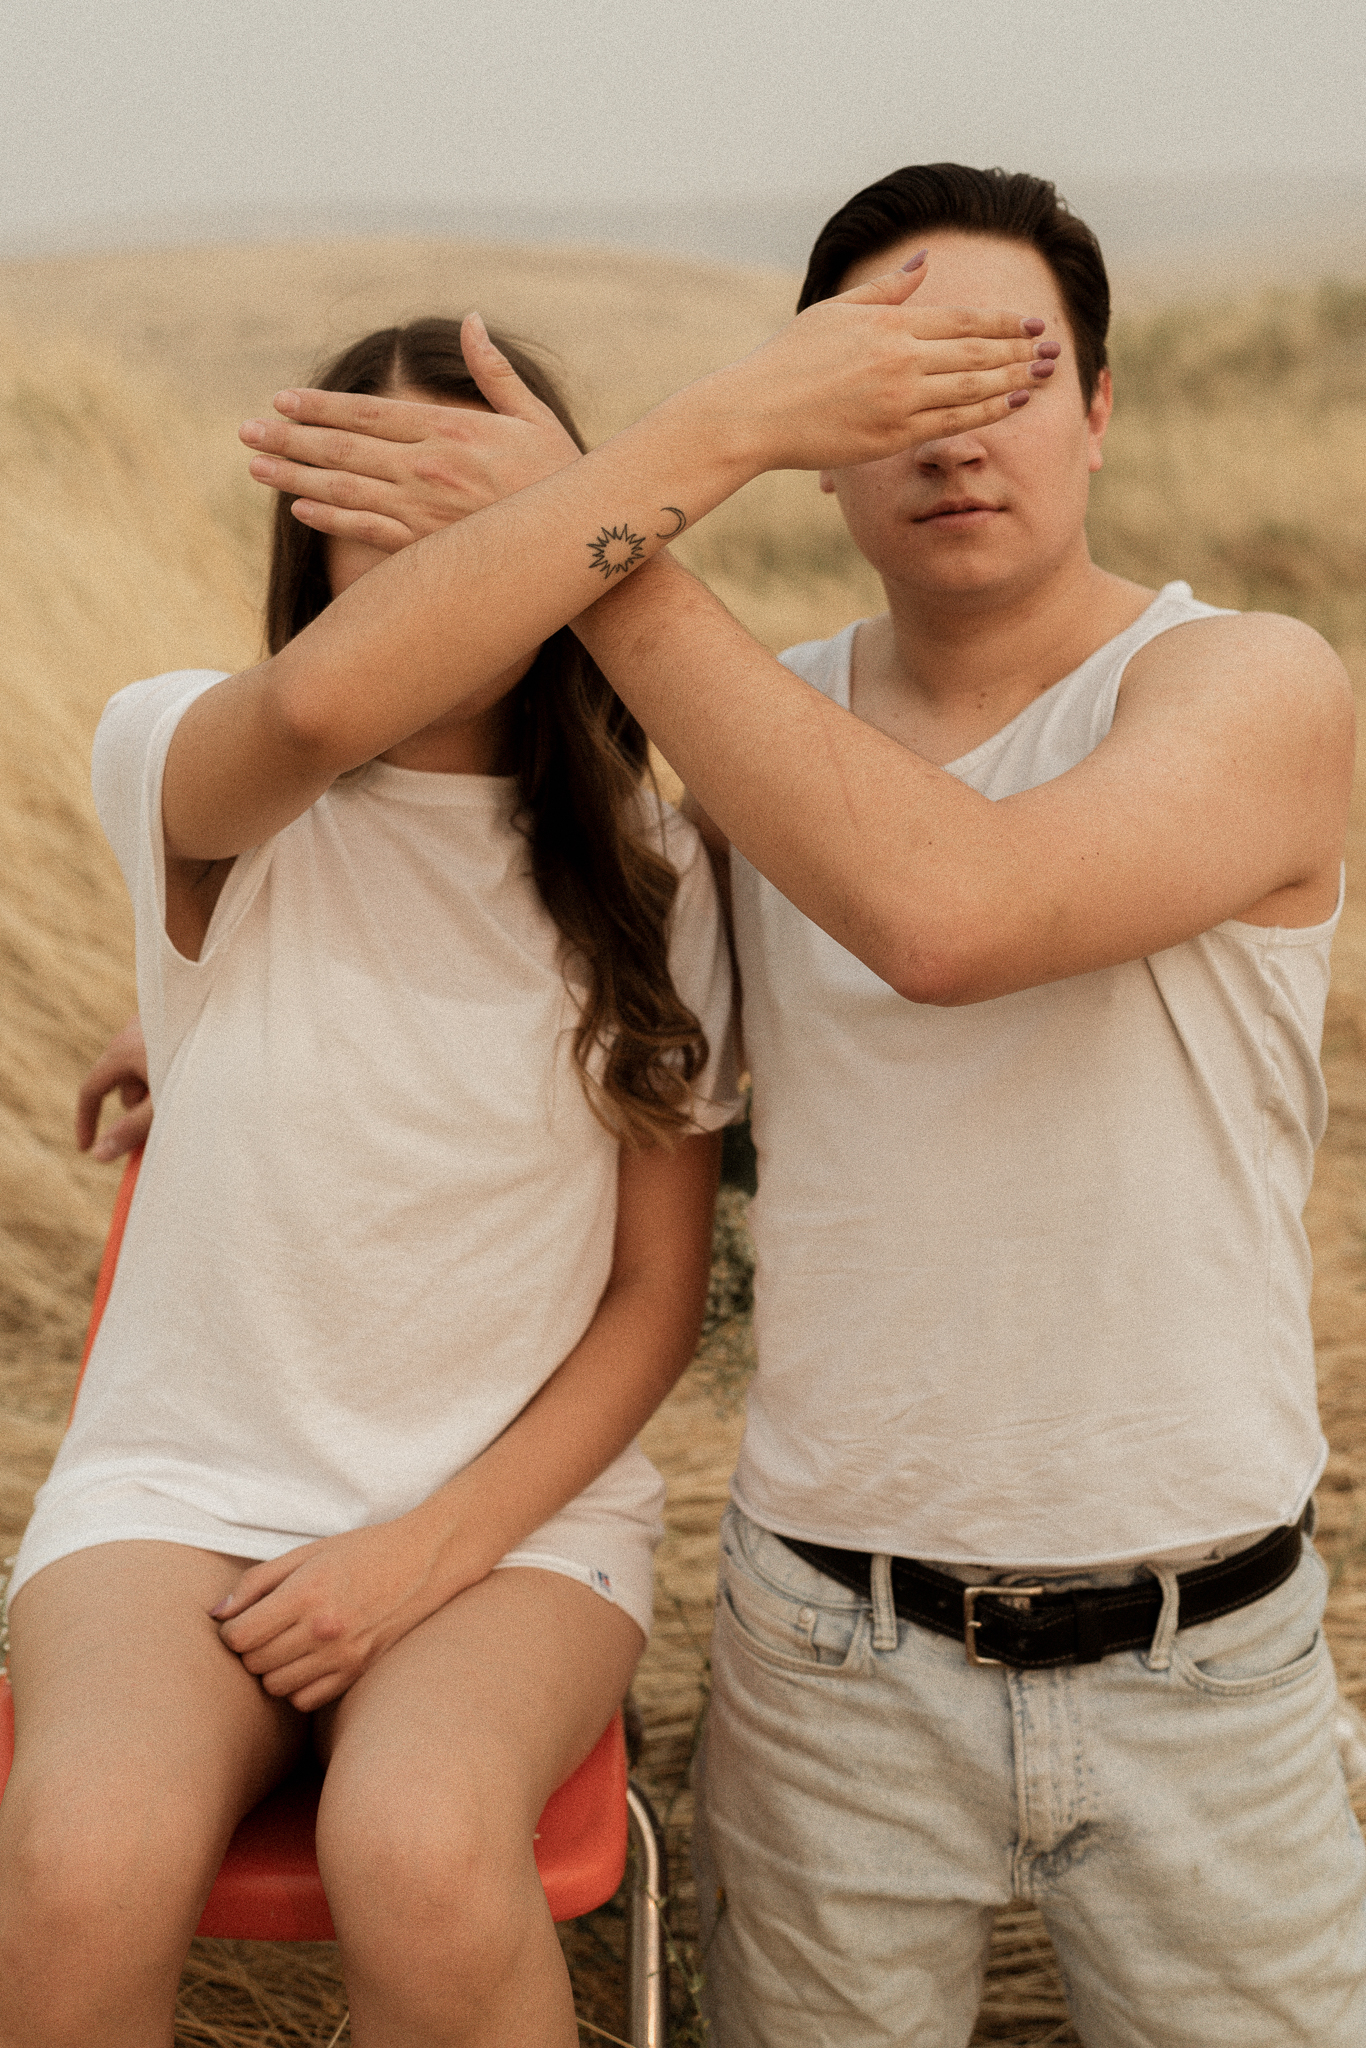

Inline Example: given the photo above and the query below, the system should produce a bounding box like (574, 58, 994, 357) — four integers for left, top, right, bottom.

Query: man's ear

(1087, 368, 1114, 476)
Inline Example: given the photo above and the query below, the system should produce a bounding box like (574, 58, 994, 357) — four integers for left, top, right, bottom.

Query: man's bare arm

(167, 268, 1047, 864)
(576, 557, 1352, 1005)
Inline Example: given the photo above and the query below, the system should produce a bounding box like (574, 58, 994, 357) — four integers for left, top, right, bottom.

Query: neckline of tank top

(825, 580, 1202, 779)
(343, 760, 521, 809)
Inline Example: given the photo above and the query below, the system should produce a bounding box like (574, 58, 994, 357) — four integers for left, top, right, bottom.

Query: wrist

(406, 1471, 514, 1594)
(646, 372, 769, 501)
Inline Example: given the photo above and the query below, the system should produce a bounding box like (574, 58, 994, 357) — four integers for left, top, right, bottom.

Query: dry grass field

(3, 237, 1366, 2044)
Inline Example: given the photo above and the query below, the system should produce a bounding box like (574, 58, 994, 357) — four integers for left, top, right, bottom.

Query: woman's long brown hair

(265, 317, 707, 1149)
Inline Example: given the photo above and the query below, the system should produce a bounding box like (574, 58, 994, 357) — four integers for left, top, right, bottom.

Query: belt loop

(870, 1553, 898, 1651)
(1143, 1562, 1181, 1671)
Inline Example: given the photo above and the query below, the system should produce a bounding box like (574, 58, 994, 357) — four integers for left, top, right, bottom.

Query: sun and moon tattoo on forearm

(586, 507, 687, 579)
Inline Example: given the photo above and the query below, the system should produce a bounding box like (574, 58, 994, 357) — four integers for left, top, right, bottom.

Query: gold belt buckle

(963, 1583, 1046, 1667)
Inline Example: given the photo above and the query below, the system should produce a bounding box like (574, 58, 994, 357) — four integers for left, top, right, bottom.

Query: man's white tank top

(730, 583, 1338, 1568)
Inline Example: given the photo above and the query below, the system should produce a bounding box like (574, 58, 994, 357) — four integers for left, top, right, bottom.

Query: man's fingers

(246, 450, 390, 510)
(289, 501, 415, 553)
(241, 415, 411, 486)
(91, 1100, 153, 1163)
(271, 386, 438, 443)
(460, 314, 555, 424)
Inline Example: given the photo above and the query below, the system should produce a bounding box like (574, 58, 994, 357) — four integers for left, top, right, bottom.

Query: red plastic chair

(1, 1150, 668, 2042)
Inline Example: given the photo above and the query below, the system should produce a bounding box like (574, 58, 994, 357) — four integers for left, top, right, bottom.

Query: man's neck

(852, 549, 1155, 768)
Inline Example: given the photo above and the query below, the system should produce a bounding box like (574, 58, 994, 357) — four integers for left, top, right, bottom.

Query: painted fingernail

(901, 249, 929, 271)
(1007, 390, 1031, 409)
(1021, 318, 1046, 336)
(1034, 340, 1062, 359)
(1029, 361, 1056, 379)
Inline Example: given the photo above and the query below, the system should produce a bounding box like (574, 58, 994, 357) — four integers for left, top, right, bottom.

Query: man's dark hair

(798, 164, 1110, 406)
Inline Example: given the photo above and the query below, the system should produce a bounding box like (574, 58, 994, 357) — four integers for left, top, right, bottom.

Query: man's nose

(915, 432, 988, 472)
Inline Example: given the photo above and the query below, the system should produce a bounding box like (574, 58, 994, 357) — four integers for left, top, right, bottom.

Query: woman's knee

(0, 1778, 211, 1962)
(318, 1773, 539, 1973)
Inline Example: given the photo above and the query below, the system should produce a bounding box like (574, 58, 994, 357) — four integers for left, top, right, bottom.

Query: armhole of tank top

(1215, 864, 1346, 946)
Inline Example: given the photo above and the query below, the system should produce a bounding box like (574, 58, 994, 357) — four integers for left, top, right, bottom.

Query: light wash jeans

(693, 1505, 1366, 2047)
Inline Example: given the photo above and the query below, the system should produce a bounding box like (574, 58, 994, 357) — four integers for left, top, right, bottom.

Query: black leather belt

(778, 1522, 1306, 1669)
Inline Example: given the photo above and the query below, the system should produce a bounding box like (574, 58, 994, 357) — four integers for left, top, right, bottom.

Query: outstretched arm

(164, 263, 1049, 862)
(210, 1128, 722, 1710)
(574, 556, 1352, 1002)
(227, 331, 1352, 1003)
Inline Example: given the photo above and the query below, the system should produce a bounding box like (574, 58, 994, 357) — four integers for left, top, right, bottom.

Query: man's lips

(913, 500, 1002, 526)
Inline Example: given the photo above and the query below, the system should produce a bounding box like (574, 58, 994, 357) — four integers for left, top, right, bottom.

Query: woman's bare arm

(210, 1128, 723, 1710)
(163, 264, 1048, 863)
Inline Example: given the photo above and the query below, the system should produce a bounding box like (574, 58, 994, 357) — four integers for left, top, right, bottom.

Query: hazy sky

(3, 0, 1364, 255)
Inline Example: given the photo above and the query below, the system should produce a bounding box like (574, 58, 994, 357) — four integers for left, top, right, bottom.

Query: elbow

(888, 952, 975, 1008)
(886, 930, 997, 1008)
(267, 665, 355, 777)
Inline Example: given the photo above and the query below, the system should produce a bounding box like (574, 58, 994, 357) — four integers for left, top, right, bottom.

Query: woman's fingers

(833, 260, 1050, 344)
(834, 260, 930, 308)
(212, 1548, 310, 1625)
(912, 391, 1038, 442)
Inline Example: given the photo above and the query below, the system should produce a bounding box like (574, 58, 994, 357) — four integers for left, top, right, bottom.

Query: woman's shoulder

(92, 671, 233, 865)
(95, 669, 233, 763)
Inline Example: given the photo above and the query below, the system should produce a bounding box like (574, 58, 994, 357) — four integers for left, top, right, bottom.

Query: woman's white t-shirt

(13, 670, 740, 1630)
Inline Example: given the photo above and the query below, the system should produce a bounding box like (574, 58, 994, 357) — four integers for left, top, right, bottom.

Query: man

(79, 166, 1362, 2043)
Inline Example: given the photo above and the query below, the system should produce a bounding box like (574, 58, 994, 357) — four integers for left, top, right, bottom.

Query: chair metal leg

(625, 1779, 668, 2048)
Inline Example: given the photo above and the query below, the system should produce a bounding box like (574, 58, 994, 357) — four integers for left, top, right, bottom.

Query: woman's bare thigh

(313, 1570, 643, 2042)
(315, 1565, 644, 1848)
(5, 1541, 305, 1874)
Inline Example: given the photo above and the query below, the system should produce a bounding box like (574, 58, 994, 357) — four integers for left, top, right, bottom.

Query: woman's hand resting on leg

(211, 1513, 495, 1714)
(216, 1128, 721, 1713)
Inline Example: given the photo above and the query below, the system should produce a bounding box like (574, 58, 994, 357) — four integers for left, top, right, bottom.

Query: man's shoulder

(778, 620, 864, 698)
(1119, 607, 1352, 735)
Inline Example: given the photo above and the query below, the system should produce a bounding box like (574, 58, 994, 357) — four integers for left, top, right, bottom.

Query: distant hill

(4, 170, 1364, 296)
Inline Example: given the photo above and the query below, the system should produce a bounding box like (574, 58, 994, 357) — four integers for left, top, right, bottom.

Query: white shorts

(7, 1456, 664, 1640)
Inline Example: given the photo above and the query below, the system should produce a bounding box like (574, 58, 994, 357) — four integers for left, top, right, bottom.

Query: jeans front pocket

(1170, 1544, 1332, 1699)
(717, 1512, 868, 1677)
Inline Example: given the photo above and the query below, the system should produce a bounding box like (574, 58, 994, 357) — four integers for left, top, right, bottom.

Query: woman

(0, 318, 739, 2048)
(2, 274, 1047, 2047)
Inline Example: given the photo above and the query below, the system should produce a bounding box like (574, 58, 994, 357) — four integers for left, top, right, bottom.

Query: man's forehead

(845, 229, 1064, 315)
